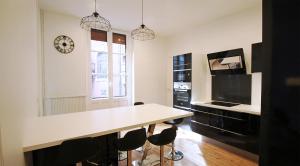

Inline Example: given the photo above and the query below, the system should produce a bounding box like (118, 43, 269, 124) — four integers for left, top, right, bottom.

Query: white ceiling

(39, 0, 261, 36)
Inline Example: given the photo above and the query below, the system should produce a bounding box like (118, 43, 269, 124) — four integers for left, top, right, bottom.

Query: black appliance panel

(207, 48, 246, 75)
(173, 53, 192, 70)
(173, 89, 191, 109)
(173, 70, 191, 82)
(212, 75, 251, 105)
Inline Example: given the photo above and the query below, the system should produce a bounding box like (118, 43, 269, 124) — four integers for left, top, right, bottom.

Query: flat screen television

(212, 74, 251, 104)
(207, 48, 246, 75)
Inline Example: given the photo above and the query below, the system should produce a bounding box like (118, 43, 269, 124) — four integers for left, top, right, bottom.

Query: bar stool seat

(147, 127, 177, 166)
(116, 128, 147, 166)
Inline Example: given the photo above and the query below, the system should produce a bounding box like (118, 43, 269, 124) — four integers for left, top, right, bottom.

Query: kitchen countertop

(22, 104, 193, 152)
(191, 101, 261, 116)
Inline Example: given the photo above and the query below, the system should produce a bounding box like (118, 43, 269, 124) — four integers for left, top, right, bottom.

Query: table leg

(141, 124, 156, 162)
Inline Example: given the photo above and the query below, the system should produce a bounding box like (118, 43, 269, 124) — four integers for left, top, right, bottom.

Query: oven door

(173, 89, 191, 109)
(173, 70, 191, 82)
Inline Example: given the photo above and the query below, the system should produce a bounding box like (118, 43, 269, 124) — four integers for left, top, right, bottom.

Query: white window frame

(86, 29, 133, 110)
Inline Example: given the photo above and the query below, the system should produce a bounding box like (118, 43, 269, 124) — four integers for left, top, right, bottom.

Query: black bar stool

(163, 118, 184, 161)
(116, 128, 147, 166)
(118, 102, 145, 162)
(134, 101, 145, 153)
(147, 127, 177, 166)
(53, 137, 99, 166)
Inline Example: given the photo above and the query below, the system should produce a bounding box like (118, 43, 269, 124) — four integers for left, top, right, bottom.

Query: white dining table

(22, 104, 193, 153)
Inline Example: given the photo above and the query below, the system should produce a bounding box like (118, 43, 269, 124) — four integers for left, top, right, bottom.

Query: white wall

(41, 11, 89, 115)
(166, 6, 262, 107)
(0, 0, 39, 165)
(134, 37, 168, 105)
(41, 10, 168, 110)
(41, 11, 134, 112)
(43, 11, 89, 98)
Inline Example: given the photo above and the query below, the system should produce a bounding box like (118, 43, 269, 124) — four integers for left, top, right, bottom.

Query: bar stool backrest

(54, 137, 99, 166)
(157, 127, 177, 146)
(117, 128, 147, 151)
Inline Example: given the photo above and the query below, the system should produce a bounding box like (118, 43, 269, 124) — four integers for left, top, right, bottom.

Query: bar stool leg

(141, 124, 156, 162)
(127, 150, 132, 166)
(160, 146, 165, 166)
(165, 141, 184, 161)
(118, 131, 127, 161)
(135, 127, 145, 153)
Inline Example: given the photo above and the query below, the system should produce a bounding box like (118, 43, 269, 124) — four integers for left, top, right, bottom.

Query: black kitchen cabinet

(190, 105, 260, 154)
(251, 42, 263, 73)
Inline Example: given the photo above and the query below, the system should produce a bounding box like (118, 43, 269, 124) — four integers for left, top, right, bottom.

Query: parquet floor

(119, 124, 258, 166)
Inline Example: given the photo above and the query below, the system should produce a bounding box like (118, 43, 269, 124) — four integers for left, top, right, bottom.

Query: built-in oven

(173, 70, 191, 82)
(173, 82, 191, 110)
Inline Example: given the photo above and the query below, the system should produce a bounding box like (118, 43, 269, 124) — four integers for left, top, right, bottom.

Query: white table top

(191, 101, 261, 116)
(22, 104, 193, 152)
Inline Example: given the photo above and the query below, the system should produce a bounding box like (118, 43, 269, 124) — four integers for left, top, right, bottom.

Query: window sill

(89, 97, 128, 102)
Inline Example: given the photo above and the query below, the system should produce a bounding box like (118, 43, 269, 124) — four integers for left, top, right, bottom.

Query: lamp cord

(94, 0, 96, 12)
(142, 0, 144, 25)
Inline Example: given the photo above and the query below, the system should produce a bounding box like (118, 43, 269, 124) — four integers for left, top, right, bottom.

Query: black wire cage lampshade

(131, 0, 155, 41)
(131, 24, 155, 41)
(80, 0, 112, 31)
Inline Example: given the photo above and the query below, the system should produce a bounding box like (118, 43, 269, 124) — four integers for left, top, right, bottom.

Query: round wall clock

(54, 35, 75, 54)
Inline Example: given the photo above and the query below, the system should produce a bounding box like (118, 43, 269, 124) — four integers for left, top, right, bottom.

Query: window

(112, 33, 126, 97)
(90, 30, 127, 99)
(91, 29, 108, 99)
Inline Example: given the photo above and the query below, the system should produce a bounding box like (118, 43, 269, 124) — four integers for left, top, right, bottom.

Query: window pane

(90, 32, 127, 99)
(91, 49, 109, 99)
(113, 43, 126, 97)
(112, 44, 125, 54)
(91, 40, 108, 52)
(113, 74, 126, 97)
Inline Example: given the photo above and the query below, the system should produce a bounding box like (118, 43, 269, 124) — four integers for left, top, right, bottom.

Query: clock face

(54, 35, 75, 54)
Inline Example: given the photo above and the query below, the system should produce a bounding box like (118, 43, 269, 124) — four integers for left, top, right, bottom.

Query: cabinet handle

(190, 108, 246, 121)
(191, 120, 245, 136)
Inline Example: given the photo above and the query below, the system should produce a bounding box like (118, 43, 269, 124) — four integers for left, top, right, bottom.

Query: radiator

(44, 96, 86, 116)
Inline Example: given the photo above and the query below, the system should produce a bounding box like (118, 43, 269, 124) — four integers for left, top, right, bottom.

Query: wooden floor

(119, 124, 258, 166)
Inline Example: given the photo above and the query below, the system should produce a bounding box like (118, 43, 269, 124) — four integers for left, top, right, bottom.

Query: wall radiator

(44, 96, 86, 116)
